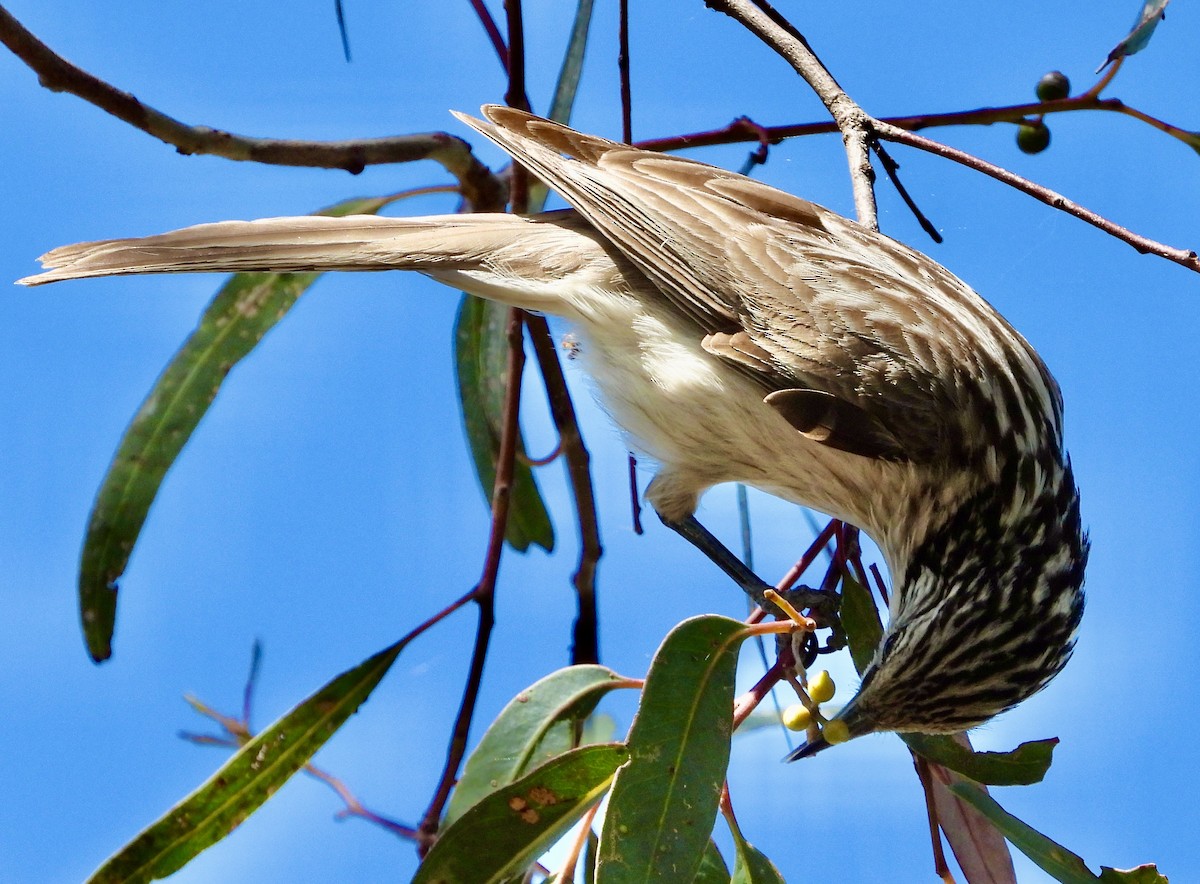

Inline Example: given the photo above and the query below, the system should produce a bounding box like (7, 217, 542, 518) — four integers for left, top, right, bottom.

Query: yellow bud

(781, 704, 812, 731)
(808, 670, 836, 704)
(823, 719, 851, 744)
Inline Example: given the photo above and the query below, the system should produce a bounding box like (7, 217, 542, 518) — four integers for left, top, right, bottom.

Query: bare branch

(703, 0, 879, 228)
(417, 308, 527, 853)
(637, 94, 1200, 157)
(874, 120, 1200, 274)
(0, 4, 503, 207)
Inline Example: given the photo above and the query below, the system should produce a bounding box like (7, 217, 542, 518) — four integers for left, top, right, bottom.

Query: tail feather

(18, 212, 594, 288)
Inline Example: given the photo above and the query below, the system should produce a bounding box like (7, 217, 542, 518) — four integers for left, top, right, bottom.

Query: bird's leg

(659, 513, 834, 620)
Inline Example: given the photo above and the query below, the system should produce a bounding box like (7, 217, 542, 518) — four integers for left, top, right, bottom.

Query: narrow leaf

(78, 194, 400, 661)
(547, 0, 595, 126)
(948, 782, 1099, 883)
(1100, 0, 1171, 68)
(693, 840, 731, 883)
(597, 615, 747, 884)
(1098, 866, 1169, 883)
(415, 743, 628, 884)
(1181, 130, 1200, 158)
(446, 665, 626, 824)
(726, 805, 786, 884)
(840, 574, 884, 676)
(920, 737, 1017, 884)
(88, 634, 411, 883)
(453, 295, 555, 553)
(903, 734, 1058, 786)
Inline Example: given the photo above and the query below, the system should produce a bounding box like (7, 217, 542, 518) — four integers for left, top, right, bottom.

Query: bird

(19, 105, 1087, 755)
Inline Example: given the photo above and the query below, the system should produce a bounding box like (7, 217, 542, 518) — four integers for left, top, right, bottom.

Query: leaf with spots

(87, 633, 411, 883)
(78, 194, 405, 662)
(596, 615, 747, 884)
(445, 664, 629, 825)
(415, 743, 628, 884)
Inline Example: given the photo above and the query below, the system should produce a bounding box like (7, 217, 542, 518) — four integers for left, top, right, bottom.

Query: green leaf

(918, 735, 1017, 883)
(693, 840, 731, 883)
(725, 803, 785, 884)
(1101, 0, 1170, 67)
(415, 743, 628, 884)
(840, 574, 884, 676)
(446, 665, 627, 824)
(547, 0, 595, 127)
(948, 782, 1100, 883)
(1098, 865, 1169, 883)
(453, 295, 555, 553)
(597, 615, 747, 884)
(88, 633, 411, 883)
(77, 194, 401, 662)
(903, 734, 1058, 786)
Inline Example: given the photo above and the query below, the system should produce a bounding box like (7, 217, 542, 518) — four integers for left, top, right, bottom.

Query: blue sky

(2, 2, 1197, 881)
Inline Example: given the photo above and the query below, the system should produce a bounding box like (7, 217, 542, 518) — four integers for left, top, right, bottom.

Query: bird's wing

(459, 106, 1057, 463)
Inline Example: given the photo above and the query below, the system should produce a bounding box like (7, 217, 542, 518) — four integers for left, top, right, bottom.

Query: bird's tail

(18, 211, 611, 316)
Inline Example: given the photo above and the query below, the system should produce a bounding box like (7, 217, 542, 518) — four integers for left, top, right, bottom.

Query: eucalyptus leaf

(453, 295, 555, 553)
(726, 803, 786, 884)
(597, 615, 747, 883)
(88, 633, 411, 883)
(1100, 0, 1171, 69)
(840, 573, 883, 676)
(446, 665, 626, 824)
(1098, 865, 1169, 883)
(416, 744, 627, 884)
(693, 840, 731, 883)
(78, 194, 402, 661)
(948, 781, 1099, 883)
(904, 733, 1058, 786)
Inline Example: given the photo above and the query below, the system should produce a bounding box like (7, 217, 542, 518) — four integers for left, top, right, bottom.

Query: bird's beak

(784, 734, 830, 761)
(783, 700, 873, 762)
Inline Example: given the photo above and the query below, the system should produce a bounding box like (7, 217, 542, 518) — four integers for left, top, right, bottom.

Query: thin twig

(733, 658, 786, 728)
(526, 317, 604, 665)
(466, 0, 509, 69)
(913, 754, 958, 884)
(240, 639, 263, 731)
(556, 800, 602, 883)
(874, 120, 1200, 274)
(871, 140, 943, 244)
(704, 0, 879, 228)
(417, 309, 528, 853)
(618, 0, 633, 143)
(0, 4, 502, 205)
(636, 88, 1199, 156)
(776, 518, 839, 594)
(504, 0, 529, 114)
(305, 765, 420, 840)
(626, 453, 644, 536)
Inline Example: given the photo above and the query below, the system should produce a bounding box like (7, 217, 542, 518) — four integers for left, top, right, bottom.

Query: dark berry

(1036, 71, 1071, 102)
(1017, 123, 1051, 154)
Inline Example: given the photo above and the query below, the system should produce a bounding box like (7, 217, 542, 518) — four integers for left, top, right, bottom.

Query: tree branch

(0, 4, 503, 207)
(703, 0, 879, 228)
(874, 120, 1200, 273)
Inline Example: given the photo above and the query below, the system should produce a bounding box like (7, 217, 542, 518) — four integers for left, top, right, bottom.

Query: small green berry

(809, 670, 836, 704)
(1036, 70, 1071, 102)
(823, 719, 851, 744)
(782, 704, 812, 731)
(1016, 123, 1051, 154)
